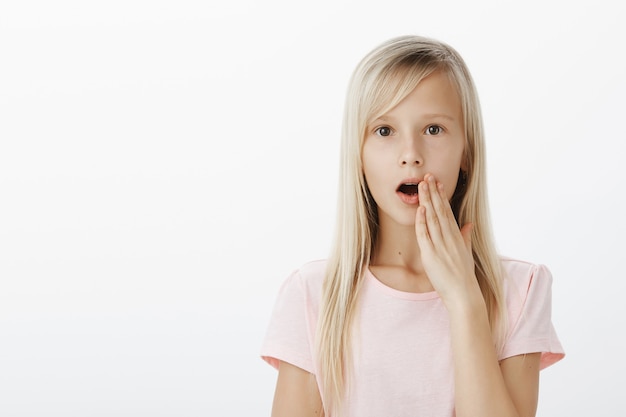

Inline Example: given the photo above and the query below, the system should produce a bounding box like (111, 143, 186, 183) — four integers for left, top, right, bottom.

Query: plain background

(1, 0, 625, 415)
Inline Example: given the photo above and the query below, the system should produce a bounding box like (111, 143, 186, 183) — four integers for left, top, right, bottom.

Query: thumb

(460, 223, 473, 251)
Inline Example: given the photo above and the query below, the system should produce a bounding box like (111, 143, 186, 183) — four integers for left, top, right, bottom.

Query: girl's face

(362, 70, 466, 228)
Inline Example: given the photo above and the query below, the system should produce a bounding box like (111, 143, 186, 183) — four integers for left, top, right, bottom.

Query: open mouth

(397, 183, 419, 195)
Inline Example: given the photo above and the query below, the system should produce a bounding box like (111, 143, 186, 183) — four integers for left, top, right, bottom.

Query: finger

(437, 181, 464, 233)
(419, 177, 444, 246)
(429, 178, 454, 228)
(425, 175, 456, 241)
(415, 205, 434, 254)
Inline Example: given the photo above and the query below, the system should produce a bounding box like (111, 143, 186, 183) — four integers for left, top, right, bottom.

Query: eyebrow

(422, 113, 456, 121)
(371, 113, 456, 124)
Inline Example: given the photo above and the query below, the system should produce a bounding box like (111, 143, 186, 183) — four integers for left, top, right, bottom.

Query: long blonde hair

(316, 35, 507, 415)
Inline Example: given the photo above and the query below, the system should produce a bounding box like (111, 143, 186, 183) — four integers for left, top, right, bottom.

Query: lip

(396, 178, 422, 205)
(397, 191, 419, 205)
(397, 178, 422, 190)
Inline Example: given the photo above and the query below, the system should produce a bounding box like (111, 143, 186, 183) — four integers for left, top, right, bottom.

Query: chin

(390, 212, 418, 228)
(377, 206, 418, 229)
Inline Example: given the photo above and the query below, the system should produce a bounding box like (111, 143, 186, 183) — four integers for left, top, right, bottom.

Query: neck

(371, 215, 424, 275)
(369, 213, 434, 293)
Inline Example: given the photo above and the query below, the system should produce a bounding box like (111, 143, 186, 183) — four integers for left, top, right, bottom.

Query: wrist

(441, 279, 485, 316)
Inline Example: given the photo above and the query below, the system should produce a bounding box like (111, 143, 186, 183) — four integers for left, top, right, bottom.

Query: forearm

(272, 361, 324, 417)
(447, 293, 519, 417)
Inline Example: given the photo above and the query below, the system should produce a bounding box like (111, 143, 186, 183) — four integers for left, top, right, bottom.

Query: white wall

(1, 0, 624, 415)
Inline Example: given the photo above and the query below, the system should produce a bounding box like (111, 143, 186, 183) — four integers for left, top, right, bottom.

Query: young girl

(261, 35, 564, 417)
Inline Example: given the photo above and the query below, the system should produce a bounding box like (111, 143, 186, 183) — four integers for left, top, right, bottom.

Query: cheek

(438, 155, 464, 200)
(445, 173, 461, 200)
(361, 145, 379, 182)
(361, 155, 388, 202)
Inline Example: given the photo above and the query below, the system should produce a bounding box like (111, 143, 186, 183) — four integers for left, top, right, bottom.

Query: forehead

(375, 70, 462, 122)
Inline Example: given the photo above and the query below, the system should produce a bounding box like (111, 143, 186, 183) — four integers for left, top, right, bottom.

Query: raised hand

(414, 174, 481, 307)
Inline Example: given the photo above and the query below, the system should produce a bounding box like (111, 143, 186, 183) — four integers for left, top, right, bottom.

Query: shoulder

(291, 259, 327, 285)
(278, 259, 327, 301)
(497, 256, 565, 367)
(261, 260, 327, 373)
(297, 258, 328, 280)
(499, 256, 553, 300)
(498, 255, 555, 332)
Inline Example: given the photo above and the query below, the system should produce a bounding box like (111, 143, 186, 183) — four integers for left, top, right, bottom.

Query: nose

(399, 137, 423, 166)
(400, 158, 421, 166)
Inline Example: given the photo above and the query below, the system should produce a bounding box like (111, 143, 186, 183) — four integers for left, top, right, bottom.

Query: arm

(271, 360, 324, 417)
(416, 175, 541, 417)
(447, 295, 541, 417)
(501, 353, 541, 416)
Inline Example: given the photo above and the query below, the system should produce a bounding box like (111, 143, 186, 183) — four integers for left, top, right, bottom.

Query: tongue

(398, 184, 419, 195)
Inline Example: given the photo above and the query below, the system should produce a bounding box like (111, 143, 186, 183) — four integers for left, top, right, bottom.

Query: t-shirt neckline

(366, 268, 441, 301)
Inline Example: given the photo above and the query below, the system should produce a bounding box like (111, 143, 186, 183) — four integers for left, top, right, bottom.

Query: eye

(425, 125, 444, 135)
(375, 126, 393, 137)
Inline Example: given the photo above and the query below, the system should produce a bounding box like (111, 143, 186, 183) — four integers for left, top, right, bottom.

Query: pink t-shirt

(261, 257, 565, 416)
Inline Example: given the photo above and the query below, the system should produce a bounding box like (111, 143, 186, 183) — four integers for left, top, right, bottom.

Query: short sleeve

(260, 269, 316, 374)
(500, 263, 565, 369)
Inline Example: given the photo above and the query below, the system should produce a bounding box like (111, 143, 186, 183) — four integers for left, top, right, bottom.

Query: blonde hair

(316, 35, 507, 415)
